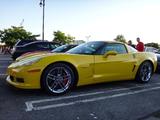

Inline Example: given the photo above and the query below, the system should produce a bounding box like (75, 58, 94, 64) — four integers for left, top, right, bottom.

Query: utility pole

(39, 0, 45, 41)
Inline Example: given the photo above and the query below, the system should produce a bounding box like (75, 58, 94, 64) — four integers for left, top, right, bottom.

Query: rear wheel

(136, 61, 153, 83)
(41, 63, 75, 95)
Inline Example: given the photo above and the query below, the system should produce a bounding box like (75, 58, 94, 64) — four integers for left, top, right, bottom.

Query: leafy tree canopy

(114, 35, 126, 43)
(0, 26, 39, 47)
(53, 30, 75, 44)
(145, 42, 159, 49)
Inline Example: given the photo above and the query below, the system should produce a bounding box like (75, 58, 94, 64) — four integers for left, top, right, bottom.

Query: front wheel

(41, 63, 75, 95)
(136, 61, 153, 83)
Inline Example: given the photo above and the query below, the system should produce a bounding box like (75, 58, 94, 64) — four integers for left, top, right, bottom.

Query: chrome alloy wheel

(46, 67, 72, 94)
(139, 62, 152, 82)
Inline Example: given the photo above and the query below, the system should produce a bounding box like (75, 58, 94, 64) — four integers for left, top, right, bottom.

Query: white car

(145, 46, 159, 53)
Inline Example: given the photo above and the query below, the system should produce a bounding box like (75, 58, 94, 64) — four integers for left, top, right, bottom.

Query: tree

(145, 42, 159, 49)
(53, 30, 75, 44)
(0, 26, 39, 47)
(114, 35, 126, 43)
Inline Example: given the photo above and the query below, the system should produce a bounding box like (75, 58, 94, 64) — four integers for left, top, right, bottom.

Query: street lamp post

(39, 0, 45, 41)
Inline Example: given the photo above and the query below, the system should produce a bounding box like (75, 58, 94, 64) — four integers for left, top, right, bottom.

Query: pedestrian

(128, 40, 135, 48)
(136, 37, 144, 52)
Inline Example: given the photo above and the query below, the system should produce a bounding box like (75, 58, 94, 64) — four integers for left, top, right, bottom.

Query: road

(0, 53, 160, 120)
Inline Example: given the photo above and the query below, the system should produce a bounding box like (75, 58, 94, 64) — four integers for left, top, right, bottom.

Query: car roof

(88, 40, 125, 44)
(14, 39, 38, 46)
(20, 41, 60, 47)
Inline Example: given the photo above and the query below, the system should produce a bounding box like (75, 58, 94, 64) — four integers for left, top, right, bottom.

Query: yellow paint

(6, 43, 157, 89)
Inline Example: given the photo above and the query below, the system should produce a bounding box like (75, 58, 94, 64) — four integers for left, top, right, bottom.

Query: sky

(1, 0, 160, 44)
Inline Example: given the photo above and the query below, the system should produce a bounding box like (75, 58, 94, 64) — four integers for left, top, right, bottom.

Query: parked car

(11, 39, 38, 56)
(145, 46, 160, 73)
(16, 44, 78, 61)
(11, 41, 60, 60)
(145, 46, 159, 53)
(7, 41, 157, 95)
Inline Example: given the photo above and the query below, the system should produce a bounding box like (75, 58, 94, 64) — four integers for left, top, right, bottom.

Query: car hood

(15, 52, 69, 62)
(16, 51, 49, 61)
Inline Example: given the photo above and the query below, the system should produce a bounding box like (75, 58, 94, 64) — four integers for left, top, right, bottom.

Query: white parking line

(0, 74, 7, 76)
(0, 66, 8, 68)
(25, 82, 160, 112)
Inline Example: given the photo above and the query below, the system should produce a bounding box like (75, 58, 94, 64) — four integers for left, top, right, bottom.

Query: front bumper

(6, 66, 42, 89)
(6, 75, 33, 89)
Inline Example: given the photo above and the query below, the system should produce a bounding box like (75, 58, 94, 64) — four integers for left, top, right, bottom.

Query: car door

(94, 43, 136, 82)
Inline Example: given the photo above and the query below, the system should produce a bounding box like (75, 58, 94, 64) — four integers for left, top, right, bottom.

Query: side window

(37, 43, 50, 49)
(99, 43, 127, 54)
(50, 43, 60, 49)
(26, 44, 38, 50)
(115, 44, 127, 54)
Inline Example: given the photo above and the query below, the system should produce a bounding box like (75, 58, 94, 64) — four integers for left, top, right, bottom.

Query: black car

(11, 39, 38, 55)
(51, 44, 78, 53)
(11, 41, 60, 60)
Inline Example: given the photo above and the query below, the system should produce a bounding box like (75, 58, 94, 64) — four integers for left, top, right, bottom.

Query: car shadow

(5, 80, 137, 97)
(4, 73, 160, 98)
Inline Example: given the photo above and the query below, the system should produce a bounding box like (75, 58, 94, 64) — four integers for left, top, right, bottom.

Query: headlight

(9, 56, 42, 68)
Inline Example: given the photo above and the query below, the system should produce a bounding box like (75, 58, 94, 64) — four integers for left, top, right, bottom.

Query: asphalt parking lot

(0, 53, 160, 120)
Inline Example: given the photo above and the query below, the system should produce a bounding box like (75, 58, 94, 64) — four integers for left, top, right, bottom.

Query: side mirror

(103, 51, 118, 58)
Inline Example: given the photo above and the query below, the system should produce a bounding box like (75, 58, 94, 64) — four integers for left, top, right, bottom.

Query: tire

(136, 61, 153, 83)
(41, 63, 75, 95)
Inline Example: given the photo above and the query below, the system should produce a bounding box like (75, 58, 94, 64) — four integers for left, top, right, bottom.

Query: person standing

(136, 37, 144, 52)
(128, 40, 135, 48)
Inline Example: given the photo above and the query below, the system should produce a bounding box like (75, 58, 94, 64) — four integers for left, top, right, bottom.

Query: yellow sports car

(6, 41, 157, 95)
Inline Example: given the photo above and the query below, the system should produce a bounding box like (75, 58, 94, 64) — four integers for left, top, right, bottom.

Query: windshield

(67, 41, 105, 55)
(51, 45, 69, 52)
(51, 44, 77, 53)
